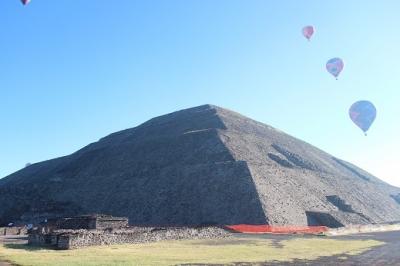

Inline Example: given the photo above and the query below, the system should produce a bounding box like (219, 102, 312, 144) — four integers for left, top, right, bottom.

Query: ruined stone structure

(28, 227, 230, 250)
(1, 104, 400, 227)
(1, 227, 27, 236)
(46, 214, 128, 231)
(28, 215, 229, 249)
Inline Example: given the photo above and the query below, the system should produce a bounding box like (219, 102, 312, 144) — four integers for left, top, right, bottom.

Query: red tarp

(225, 224, 328, 234)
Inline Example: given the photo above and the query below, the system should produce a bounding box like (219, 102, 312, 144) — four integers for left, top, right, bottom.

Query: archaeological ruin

(28, 214, 230, 250)
(1, 104, 400, 229)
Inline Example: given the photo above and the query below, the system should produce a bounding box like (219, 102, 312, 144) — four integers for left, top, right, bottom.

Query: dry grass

(0, 237, 383, 266)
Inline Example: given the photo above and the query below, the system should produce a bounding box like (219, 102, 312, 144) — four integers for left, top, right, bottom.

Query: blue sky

(1, 1, 399, 186)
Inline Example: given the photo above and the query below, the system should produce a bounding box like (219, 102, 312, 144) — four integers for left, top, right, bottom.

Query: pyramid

(1, 104, 400, 227)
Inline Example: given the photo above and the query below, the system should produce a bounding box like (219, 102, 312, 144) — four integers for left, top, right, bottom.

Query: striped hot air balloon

(21, 0, 31, 6)
(326, 58, 344, 79)
(349, 100, 377, 136)
(302, 26, 315, 41)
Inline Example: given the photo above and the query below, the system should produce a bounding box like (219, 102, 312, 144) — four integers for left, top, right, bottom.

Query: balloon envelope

(302, 26, 314, 40)
(326, 58, 344, 79)
(21, 0, 31, 5)
(349, 101, 377, 134)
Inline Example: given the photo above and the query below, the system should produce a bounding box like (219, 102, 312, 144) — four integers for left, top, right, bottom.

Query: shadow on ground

(3, 243, 47, 252)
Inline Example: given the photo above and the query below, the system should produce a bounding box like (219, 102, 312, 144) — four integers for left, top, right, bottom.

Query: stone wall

(56, 217, 96, 230)
(95, 217, 128, 230)
(46, 215, 128, 230)
(1, 227, 27, 236)
(28, 231, 51, 245)
(29, 226, 230, 250)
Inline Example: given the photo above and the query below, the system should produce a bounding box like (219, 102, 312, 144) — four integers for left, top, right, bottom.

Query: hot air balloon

(302, 26, 314, 41)
(349, 101, 377, 136)
(21, 0, 31, 5)
(326, 58, 344, 79)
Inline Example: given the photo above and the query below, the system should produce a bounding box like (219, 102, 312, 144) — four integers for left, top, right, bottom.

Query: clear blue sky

(1, 1, 399, 186)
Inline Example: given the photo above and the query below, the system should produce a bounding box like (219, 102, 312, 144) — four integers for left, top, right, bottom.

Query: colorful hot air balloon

(21, 0, 31, 5)
(349, 101, 377, 136)
(302, 26, 314, 41)
(326, 58, 344, 79)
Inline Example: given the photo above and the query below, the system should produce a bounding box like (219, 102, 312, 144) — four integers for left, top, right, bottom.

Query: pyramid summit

(1, 104, 400, 227)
